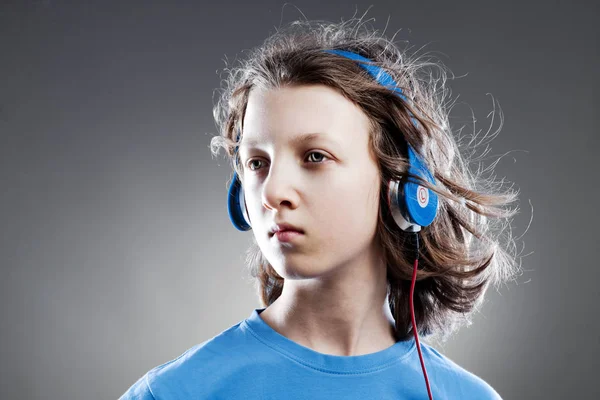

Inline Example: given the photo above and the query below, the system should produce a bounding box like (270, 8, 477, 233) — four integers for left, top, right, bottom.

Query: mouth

(270, 229, 304, 243)
(269, 229, 303, 237)
(269, 222, 305, 237)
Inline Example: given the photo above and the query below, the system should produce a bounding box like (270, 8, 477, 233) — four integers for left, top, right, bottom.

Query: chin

(272, 259, 331, 280)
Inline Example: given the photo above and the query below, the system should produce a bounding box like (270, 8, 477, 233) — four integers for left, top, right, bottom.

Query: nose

(261, 159, 300, 212)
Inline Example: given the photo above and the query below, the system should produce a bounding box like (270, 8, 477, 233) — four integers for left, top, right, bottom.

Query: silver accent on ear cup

(387, 179, 421, 233)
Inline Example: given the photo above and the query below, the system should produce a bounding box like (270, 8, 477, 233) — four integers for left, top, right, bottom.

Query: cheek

(315, 177, 380, 244)
(243, 184, 265, 227)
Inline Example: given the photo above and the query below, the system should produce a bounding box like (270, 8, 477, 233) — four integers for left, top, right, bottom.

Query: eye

(306, 151, 328, 163)
(246, 159, 264, 171)
(245, 151, 330, 172)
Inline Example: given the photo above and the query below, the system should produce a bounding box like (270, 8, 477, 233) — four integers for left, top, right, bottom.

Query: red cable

(410, 256, 434, 400)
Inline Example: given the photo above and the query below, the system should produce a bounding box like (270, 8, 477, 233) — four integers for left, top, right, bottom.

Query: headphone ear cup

(227, 171, 252, 231)
(387, 147, 439, 232)
(404, 146, 438, 228)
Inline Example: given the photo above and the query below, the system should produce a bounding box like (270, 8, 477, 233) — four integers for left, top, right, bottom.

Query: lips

(269, 223, 304, 236)
(272, 230, 303, 243)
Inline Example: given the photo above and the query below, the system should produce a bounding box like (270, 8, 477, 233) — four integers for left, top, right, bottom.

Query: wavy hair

(209, 16, 523, 342)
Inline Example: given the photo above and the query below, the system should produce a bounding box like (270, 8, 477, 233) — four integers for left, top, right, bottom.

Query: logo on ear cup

(417, 186, 429, 208)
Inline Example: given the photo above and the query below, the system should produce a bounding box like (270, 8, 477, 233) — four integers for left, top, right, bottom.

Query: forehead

(239, 84, 371, 150)
(240, 132, 338, 150)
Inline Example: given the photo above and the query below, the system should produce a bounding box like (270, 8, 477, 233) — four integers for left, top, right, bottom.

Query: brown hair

(210, 17, 523, 342)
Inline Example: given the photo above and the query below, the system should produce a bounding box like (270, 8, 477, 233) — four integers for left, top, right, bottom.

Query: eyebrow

(239, 132, 335, 151)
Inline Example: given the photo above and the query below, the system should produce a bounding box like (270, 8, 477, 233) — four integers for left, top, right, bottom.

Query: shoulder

(420, 342, 503, 399)
(118, 320, 249, 399)
(118, 372, 155, 399)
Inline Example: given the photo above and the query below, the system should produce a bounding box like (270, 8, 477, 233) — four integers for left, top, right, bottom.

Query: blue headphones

(227, 49, 438, 233)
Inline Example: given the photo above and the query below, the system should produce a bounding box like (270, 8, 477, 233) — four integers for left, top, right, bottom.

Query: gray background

(1, 1, 597, 399)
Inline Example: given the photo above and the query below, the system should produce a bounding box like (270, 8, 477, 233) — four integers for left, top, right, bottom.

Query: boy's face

(239, 84, 382, 280)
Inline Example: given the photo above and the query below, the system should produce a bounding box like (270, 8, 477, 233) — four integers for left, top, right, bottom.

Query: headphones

(227, 49, 439, 234)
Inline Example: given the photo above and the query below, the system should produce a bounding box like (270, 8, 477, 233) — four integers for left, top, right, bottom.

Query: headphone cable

(409, 232, 434, 400)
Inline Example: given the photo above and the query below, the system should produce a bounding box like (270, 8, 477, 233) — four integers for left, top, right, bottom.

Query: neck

(258, 247, 398, 357)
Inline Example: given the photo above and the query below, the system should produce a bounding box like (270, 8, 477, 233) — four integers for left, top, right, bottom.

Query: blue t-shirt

(120, 308, 502, 399)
